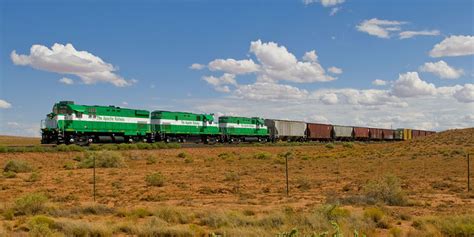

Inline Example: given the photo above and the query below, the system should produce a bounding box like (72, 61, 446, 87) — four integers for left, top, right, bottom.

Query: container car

(307, 123, 333, 140)
(151, 110, 219, 143)
(41, 101, 151, 145)
(265, 119, 306, 142)
(333, 125, 353, 140)
(219, 116, 269, 143)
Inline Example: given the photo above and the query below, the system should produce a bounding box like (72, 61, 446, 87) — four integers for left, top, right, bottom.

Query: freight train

(41, 101, 435, 145)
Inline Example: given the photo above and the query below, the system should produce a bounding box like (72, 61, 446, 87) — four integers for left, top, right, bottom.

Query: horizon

(0, 0, 473, 137)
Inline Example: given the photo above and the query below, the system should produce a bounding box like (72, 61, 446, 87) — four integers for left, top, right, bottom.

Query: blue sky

(0, 0, 473, 136)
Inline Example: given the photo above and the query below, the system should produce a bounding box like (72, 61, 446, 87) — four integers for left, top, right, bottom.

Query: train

(40, 101, 436, 145)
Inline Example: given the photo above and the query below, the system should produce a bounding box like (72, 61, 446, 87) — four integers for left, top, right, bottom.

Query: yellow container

(403, 129, 412, 140)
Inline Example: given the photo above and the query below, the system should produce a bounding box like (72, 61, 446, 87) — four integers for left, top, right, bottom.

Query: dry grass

(0, 128, 473, 236)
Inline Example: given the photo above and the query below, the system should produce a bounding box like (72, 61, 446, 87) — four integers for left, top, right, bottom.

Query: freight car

(219, 116, 269, 143)
(353, 127, 370, 141)
(151, 110, 220, 143)
(333, 125, 353, 140)
(41, 101, 151, 145)
(306, 123, 332, 141)
(265, 119, 306, 142)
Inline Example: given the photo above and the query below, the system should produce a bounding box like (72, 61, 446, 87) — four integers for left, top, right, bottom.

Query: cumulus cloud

(372, 79, 387, 86)
(320, 93, 338, 105)
(327, 66, 343, 74)
(250, 40, 335, 83)
(329, 7, 340, 16)
(429, 35, 474, 57)
(419, 60, 464, 79)
(11, 43, 132, 87)
(234, 82, 309, 101)
(202, 73, 237, 93)
(58, 77, 74, 85)
(189, 63, 205, 70)
(0, 99, 12, 109)
(356, 18, 406, 39)
(399, 30, 440, 39)
(303, 0, 344, 7)
(453, 84, 474, 103)
(391, 72, 436, 97)
(208, 59, 259, 74)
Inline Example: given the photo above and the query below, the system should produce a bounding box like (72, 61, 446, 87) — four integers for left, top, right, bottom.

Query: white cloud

(391, 72, 436, 97)
(429, 35, 474, 57)
(208, 59, 259, 74)
(399, 30, 440, 39)
(372, 79, 387, 86)
(419, 60, 464, 79)
(250, 40, 335, 83)
(58, 77, 74, 85)
(234, 82, 309, 101)
(11, 43, 132, 87)
(329, 7, 340, 16)
(303, 0, 344, 7)
(189, 63, 205, 70)
(327, 66, 343, 74)
(202, 73, 237, 93)
(453, 84, 474, 103)
(320, 93, 338, 104)
(0, 99, 12, 109)
(356, 18, 406, 39)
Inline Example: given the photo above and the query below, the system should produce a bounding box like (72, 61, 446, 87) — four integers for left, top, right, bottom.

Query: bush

(364, 207, 384, 223)
(146, 156, 157, 165)
(363, 174, 407, 206)
(224, 172, 240, 182)
(254, 151, 272, 160)
(0, 145, 7, 153)
(325, 143, 335, 149)
(177, 152, 187, 158)
(3, 171, 16, 178)
(145, 172, 165, 187)
(28, 215, 55, 237)
(4, 159, 33, 173)
(25, 172, 41, 182)
(79, 151, 125, 168)
(14, 193, 48, 215)
(342, 142, 354, 148)
(63, 161, 76, 170)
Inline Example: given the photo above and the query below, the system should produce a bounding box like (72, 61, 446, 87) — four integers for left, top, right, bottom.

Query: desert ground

(0, 129, 473, 236)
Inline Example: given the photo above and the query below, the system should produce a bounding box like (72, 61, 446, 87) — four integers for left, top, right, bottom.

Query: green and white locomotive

(150, 111, 220, 143)
(41, 101, 151, 145)
(219, 116, 269, 143)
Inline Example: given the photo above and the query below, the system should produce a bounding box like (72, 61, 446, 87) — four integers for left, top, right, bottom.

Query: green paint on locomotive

(42, 101, 150, 136)
(219, 116, 268, 136)
(150, 111, 220, 135)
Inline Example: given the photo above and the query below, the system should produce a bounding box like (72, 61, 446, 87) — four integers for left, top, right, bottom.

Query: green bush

(28, 215, 55, 237)
(146, 156, 157, 165)
(363, 174, 407, 206)
(177, 152, 187, 158)
(63, 161, 76, 170)
(56, 144, 84, 152)
(79, 151, 125, 168)
(14, 193, 48, 215)
(364, 207, 384, 223)
(145, 172, 165, 187)
(25, 172, 41, 182)
(4, 159, 33, 173)
(3, 171, 17, 178)
(342, 142, 354, 148)
(254, 151, 272, 160)
(325, 143, 335, 149)
(0, 145, 7, 153)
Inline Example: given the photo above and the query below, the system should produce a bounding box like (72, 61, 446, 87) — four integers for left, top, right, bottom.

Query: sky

(0, 0, 473, 137)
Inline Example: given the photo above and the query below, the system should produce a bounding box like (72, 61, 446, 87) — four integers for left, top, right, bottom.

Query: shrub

(79, 151, 125, 168)
(342, 142, 354, 148)
(389, 227, 402, 237)
(14, 193, 48, 215)
(177, 152, 187, 158)
(325, 143, 335, 149)
(363, 174, 407, 206)
(154, 206, 193, 224)
(145, 172, 165, 187)
(54, 220, 112, 237)
(136, 143, 152, 150)
(254, 151, 272, 160)
(129, 208, 153, 218)
(4, 159, 33, 173)
(3, 171, 16, 178)
(184, 157, 193, 163)
(364, 207, 384, 223)
(25, 172, 41, 182)
(218, 152, 232, 159)
(0, 145, 7, 153)
(63, 161, 75, 170)
(146, 156, 157, 165)
(28, 215, 55, 237)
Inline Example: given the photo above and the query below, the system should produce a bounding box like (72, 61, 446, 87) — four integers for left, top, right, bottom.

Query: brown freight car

(353, 127, 369, 140)
(369, 128, 383, 140)
(307, 123, 333, 140)
(412, 130, 421, 138)
(382, 129, 394, 140)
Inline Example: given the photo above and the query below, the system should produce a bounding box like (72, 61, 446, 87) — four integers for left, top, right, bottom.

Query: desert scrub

(325, 143, 335, 149)
(25, 171, 41, 182)
(28, 215, 55, 237)
(63, 161, 76, 170)
(342, 142, 354, 148)
(146, 155, 157, 165)
(56, 144, 84, 152)
(79, 151, 125, 168)
(363, 174, 407, 206)
(412, 215, 474, 236)
(4, 159, 33, 173)
(53, 219, 112, 237)
(224, 171, 240, 182)
(177, 152, 188, 158)
(364, 207, 390, 229)
(254, 151, 272, 160)
(145, 172, 165, 187)
(296, 177, 311, 191)
(13, 193, 48, 215)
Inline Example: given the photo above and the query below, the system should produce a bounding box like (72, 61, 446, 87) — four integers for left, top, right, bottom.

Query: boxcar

(307, 123, 332, 140)
(265, 119, 306, 142)
(333, 125, 353, 140)
(369, 128, 383, 140)
(353, 127, 369, 140)
(219, 116, 269, 142)
(151, 111, 220, 143)
(41, 101, 151, 145)
(412, 129, 421, 138)
(382, 129, 394, 140)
